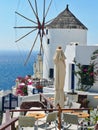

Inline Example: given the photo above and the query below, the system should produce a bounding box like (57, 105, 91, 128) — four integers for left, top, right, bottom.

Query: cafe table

(48, 97, 54, 101)
(26, 112, 46, 129)
(94, 96, 98, 99)
(62, 110, 89, 118)
(26, 112, 46, 119)
(71, 111, 89, 118)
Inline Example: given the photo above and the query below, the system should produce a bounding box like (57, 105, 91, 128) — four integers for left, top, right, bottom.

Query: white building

(65, 44, 98, 92)
(43, 5, 87, 79)
(42, 5, 98, 92)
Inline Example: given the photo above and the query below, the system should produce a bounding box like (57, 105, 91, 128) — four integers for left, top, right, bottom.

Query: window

(49, 68, 54, 79)
(46, 29, 48, 34)
(81, 65, 94, 85)
(47, 39, 50, 44)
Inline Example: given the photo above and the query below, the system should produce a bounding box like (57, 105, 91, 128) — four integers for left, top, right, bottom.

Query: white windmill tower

(43, 5, 88, 79)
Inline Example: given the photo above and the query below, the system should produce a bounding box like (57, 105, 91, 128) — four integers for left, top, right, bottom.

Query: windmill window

(47, 39, 50, 44)
(46, 29, 48, 35)
(49, 68, 54, 79)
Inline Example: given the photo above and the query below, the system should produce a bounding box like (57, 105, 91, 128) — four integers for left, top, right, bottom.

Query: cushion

(30, 107, 45, 113)
(30, 107, 41, 110)
(26, 107, 45, 115)
(71, 102, 81, 108)
(64, 97, 69, 106)
(69, 101, 72, 108)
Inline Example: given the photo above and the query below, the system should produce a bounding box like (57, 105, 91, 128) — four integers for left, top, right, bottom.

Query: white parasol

(53, 46, 66, 108)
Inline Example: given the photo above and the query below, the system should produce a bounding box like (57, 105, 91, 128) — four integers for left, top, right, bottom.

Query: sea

(0, 50, 38, 91)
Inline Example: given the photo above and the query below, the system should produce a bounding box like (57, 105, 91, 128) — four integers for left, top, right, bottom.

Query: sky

(0, 0, 98, 51)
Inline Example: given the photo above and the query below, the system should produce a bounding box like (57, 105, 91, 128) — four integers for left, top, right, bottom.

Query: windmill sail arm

(45, 18, 54, 25)
(15, 28, 37, 42)
(28, 0, 38, 20)
(14, 26, 38, 29)
(35, 0, 38, 18)
(15, 11, 37, 24)
(24, 32, 39, 65)
(14, 0, 52, 65)
(45, 0, 52, 18)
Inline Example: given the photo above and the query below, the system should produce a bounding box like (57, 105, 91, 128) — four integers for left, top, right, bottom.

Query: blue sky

(0, 0, 98, 51)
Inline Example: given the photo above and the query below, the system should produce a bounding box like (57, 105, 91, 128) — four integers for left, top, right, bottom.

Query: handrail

(10, 108, 91, 113)
(0, 117, 18, 130)
(39, 93, 55, 108)
(0, 108, 92, 130)
(0, 93, 93, 130)
(39, 93, 92, 113)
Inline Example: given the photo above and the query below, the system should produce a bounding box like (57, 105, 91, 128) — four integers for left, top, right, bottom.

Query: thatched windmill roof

(47, 5, 87, 30)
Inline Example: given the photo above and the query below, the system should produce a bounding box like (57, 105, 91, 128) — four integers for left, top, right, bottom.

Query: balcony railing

(0, 93, 92, 130)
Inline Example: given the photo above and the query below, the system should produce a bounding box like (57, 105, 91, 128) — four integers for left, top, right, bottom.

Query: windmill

(14, 0, 53, 66)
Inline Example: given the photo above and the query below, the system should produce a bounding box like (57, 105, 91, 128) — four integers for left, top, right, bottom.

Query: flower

(36, 85, 43, 89)
(74, 60, 95, 91)
(15, 76, 29, 96)
(73, 49, 98, 91)
(35, 85, 43, 93)
(16, 83, 28, 96)
(35, 81, 43, 90)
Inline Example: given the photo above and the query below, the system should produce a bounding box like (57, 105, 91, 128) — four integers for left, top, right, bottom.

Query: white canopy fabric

(53, 46, 66, 108)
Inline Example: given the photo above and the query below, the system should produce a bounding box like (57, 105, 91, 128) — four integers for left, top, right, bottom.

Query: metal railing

(0, 93, 92, 130)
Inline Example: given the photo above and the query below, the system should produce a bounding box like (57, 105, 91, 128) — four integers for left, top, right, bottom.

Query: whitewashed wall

(43, 28, 87, 79)
(64, 45, 98, 92)
(64, 45, 76, 91)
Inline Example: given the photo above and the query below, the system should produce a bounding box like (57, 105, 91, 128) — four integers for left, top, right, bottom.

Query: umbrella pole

(57, 104, 61, 130)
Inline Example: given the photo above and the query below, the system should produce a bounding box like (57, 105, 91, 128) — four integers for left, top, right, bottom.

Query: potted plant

(36, 84, 43, 93)
(15, 76, 28, 96)
(85, 109, 98, 129)
(16, 83, 28, 96)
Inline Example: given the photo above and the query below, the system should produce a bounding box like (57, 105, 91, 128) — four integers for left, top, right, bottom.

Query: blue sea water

(0, 51, 37, 90)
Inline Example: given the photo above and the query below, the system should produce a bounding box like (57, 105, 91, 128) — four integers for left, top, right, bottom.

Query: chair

(18, 116, 36, 130)
(38, 111, 58, 130)
(62, 113, 84, 130)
